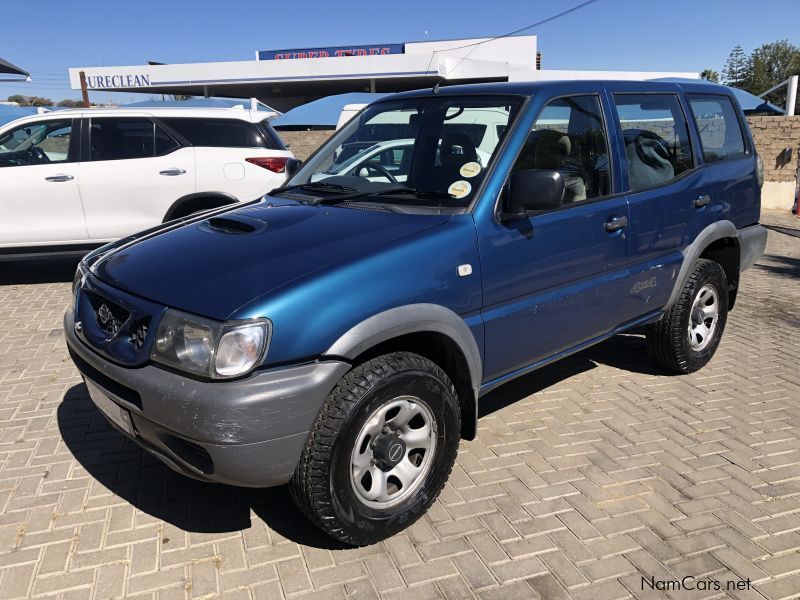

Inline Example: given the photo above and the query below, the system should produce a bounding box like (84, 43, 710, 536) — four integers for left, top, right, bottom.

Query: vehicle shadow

(57, 384, 347, 550)
(754, 253, 800, 279)
(0, 256, 80, 285)
(478, 332, 672, 418)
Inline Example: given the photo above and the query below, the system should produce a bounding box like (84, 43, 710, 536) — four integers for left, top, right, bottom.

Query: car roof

(1, 106, 272, 127)
(383, 79, 736, 102)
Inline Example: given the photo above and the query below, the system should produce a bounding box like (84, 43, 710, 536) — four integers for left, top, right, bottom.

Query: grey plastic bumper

(64, 310, 350, 487)
(737, 224, 768, 272)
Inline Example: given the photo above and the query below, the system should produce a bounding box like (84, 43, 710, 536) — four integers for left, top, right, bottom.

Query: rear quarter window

(686, 94, 747, 163)
(160, 118, 281, 149)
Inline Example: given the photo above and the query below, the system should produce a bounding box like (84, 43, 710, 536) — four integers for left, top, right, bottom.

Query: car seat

(533, 129, 587, 203)
(418, 132, 478, 192)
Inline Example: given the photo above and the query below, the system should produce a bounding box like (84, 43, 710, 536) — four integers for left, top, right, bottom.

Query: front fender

(324, 303, 483, 393)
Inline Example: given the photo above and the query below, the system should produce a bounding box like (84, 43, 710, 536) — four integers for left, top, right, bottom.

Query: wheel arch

(666, 220, 740, 310)
(324, 304, 482, 440)
(163, 192, 239, 222)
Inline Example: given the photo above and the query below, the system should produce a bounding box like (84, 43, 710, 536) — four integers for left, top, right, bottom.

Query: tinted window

(91, 118, 154, 161)
(511, 95, 611, 202)
(614, 94, 694, 192)
(0, 119, 73, 167)
(155, 125, 180, 155)
(257, 120, 287, 150)
(687, 95, 747, 162)
(161, 118, 275, 148)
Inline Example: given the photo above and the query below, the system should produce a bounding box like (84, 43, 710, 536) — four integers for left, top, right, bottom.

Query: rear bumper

(64, 310, 350, 487)
(738, 224, 768, 272)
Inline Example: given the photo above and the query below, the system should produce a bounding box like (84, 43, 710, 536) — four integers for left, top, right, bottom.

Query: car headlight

(69, 263, 88, 311)
(151, 309, 269, 379)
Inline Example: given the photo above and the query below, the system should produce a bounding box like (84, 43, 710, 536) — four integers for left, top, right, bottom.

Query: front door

(0, 117, 87, 245)
(477, 93, 633, 383)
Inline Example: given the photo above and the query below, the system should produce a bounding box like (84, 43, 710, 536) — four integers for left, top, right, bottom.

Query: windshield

(282, 95, 524, 211)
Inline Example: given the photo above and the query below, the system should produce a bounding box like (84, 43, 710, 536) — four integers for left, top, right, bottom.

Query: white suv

(0, 107, 293, 257)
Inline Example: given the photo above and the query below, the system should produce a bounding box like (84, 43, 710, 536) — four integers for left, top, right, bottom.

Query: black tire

(646, 258, 728, 373)
(290, 352, 460, 546)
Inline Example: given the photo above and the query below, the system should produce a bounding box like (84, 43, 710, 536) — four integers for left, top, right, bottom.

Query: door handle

(159, 168, 186, 176)
(694, 194, 712, 208)
(44, 174, 74, 182)
(604, 215, 628, 232)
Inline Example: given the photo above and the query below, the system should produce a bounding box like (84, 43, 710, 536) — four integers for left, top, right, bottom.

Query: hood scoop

(199, 215, 267, 235)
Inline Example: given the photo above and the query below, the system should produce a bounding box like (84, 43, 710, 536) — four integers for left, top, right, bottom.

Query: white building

(68, 36, 699, 111)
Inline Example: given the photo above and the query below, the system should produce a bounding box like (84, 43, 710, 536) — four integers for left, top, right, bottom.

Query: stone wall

(276, 129, 335, 161)
(747, 116, 800, 210)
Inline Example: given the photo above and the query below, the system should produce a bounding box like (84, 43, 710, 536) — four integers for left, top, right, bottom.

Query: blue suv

(65, 80, 767, 545)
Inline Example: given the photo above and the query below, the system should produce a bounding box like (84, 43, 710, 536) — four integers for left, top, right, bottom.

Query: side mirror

(284, 158, 303, 178)
(499, 169, 564, 222)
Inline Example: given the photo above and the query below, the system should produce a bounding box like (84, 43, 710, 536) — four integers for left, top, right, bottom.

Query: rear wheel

(646, 258, 728, 373)
(290, 352, 460, 546)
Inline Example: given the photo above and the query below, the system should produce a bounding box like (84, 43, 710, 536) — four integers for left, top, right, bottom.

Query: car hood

(92, 200, 450, 320)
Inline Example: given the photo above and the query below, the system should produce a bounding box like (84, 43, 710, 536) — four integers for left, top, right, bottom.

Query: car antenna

(432, 76, 446, 94)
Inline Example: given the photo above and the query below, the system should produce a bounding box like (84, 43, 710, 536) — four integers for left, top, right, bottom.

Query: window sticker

(448, 180, 472, 198)
(459, 161, 481, 178)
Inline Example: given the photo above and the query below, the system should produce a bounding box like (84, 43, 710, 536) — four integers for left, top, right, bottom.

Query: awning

(0, 58, 29, 78)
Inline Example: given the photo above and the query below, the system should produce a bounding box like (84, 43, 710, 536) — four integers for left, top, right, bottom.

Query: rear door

(684, 92, 758, 227)
(608, 86, 710, 315)
(78, 115, 195, 240)
(0, 117, 87, 245)
(160, 117, 291, 201)
(477, 90, 633, 383)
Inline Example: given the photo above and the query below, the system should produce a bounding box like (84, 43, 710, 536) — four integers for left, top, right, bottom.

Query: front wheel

(646, 258, 729, 373)
(290, 352, 460, 546)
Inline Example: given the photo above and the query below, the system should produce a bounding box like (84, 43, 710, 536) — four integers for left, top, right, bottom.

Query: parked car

(65, 80, 767, 546)
(0, 107, 292, 258)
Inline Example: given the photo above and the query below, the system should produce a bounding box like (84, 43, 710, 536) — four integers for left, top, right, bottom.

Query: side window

(613, 94, 694, 192)
(511, 95, 611, 202)
(155, 125, 180, 156)
(90, 117, 154, 161)
(687, 95, 747, 163)
(160, 118, 271, 148)
(0, 119, 73, 167)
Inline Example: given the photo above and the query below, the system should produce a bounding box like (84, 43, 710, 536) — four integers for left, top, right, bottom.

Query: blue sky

(1, 0, 798, 103)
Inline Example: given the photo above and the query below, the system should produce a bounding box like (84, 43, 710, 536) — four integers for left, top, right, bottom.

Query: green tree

(743, 39, 800, 96)
(722, 44, 748, 88)
(56, 99, 84, 108)
(6, 94, 53, 107)
(6, 94, 28, 105)
(701, 69, 720, 83)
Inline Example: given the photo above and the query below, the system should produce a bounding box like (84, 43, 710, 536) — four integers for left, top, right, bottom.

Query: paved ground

(1, 210, 799, 600)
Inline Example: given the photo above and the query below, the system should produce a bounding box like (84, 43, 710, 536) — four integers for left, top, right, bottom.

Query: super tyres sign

(257, 44, 404, 60)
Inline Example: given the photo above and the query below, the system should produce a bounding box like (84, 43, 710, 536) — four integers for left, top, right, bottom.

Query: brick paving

(0, 210, 799, 599)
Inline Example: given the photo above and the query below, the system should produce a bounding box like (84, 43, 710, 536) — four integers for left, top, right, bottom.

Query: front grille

(87, 292, 130, 338)
(129, 318, 150, 351)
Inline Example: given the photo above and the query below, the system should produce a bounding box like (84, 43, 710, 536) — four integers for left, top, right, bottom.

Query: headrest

(440, 132, 477, 167)
(534, 129, 571, 169)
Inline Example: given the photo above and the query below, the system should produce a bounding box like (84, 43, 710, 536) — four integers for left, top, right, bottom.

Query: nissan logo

(97, 303, 112, 325)
(388, 442, 404, 463)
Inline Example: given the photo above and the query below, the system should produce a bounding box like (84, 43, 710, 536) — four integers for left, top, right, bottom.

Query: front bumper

(64, 310, 350, 487)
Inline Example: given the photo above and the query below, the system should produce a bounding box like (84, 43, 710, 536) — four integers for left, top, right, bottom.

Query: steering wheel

(27, 146, 50, 164)
(355, 163, 398, 183)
